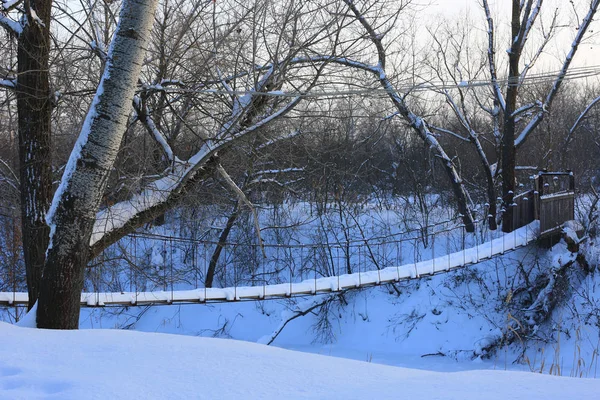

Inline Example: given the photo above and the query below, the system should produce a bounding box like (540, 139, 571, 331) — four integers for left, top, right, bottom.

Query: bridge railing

(114, 217, 474, 294)
(536, 172, 575, 235)
(510, 171, 575, 235)
(1, 217, 540, 307)
(511, 190, 536, 231)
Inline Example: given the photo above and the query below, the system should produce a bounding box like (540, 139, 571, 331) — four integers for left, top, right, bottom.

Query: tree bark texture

(206, 203, 240, 288)
(501, 1, 523, 233)
(37, 0, 159, 329)
(17, 0, 53, 309)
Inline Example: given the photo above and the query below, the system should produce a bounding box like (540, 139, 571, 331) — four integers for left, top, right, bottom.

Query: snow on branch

(91, 171, 182, 246)
(255, 129, 302, 151)
(519, 8, 558, 85)
(23, 0, 45, 29)
(343, 0, 387, 69)
(0, 78, 16, 90)
(1, 0, 22, 11)
(86, 0, 106, 57)
(570, 95, 600, 135)
(442, 91, 472, 134)
(216, 163, 266, 257)
(91, 95, 303, 248)
(510, 102, 539, 119)
(429, 125, 469, 143)
(482, 0, 506, 112)
(333, 1, 475, 229)
(0, 14, 21, 35)
(138, 80, 186, 95)
(253, 167, 304, 176)
(132, 96, 178, 164)
(515, 0, 542, 50)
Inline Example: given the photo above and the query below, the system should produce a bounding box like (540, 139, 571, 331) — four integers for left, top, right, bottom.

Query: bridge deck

(0, 223, 539, 307)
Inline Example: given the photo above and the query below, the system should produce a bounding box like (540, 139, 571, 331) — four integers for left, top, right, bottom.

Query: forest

(2, 0, 600, 391)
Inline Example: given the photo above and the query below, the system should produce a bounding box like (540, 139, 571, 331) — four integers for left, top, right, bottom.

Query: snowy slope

(1, 322, 599, 400)
(73, 238, 600, 377)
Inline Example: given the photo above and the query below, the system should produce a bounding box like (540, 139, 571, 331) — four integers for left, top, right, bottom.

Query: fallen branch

(260, 292, 347, 345)
(478, 232, 589, 358)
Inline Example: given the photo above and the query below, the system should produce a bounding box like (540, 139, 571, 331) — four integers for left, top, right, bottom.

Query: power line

(141, 64, 600, 99)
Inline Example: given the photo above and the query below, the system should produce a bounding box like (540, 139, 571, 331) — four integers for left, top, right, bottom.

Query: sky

(422, 0, 600, 72)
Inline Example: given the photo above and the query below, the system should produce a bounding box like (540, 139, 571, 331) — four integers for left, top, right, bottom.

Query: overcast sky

(421, 0, 600, 70)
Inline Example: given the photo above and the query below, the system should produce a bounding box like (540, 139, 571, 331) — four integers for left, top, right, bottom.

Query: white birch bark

(37, 0, 159, 329)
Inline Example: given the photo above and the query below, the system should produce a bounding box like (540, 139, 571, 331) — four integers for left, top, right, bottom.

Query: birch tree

(36, 0, 160, 328)
(29, 0, 344, 328)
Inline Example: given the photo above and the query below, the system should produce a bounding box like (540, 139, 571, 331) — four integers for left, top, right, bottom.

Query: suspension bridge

(0, 172, 577, 308)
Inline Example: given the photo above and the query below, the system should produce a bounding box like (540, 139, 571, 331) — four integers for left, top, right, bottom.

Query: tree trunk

(484, 167, 498, 231)
(501, 1, 522, 233)
(379, 77, 476, 232)
(17, 0, 53, 309)
(37, 0, 159, 329)
(206, 203, 240, 288)
(472, 136, 498, 230)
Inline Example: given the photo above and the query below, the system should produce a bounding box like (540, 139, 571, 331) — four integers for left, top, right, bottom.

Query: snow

(0, 79, 15, 88)
(91, 169, 183, 246)
(540, 191, 574, 200)
(28, 8, 45, 27)
(1, 0, 19, 9)
(91, 90, 302, 247)
(0, 14, 21, 34)
(3, 200, 598, 393)
(15, 302, 37, 328)
(1, 322, 599, 400)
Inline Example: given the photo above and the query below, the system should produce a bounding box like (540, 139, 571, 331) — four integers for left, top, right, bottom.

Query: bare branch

(132, 96, 178, 164)
(0, 157, 18, 192)
(429, 125, 470, 142)
(343, 0, 387, 69)
(567, 94, 600, 145)
(216, 163, 266, 257)
(515, 0, 600, 148)
(90, 94, 303, 250)
(0, 14, 21, 35)
(482, 0, 506, 111)
(519, 7, 558, 85)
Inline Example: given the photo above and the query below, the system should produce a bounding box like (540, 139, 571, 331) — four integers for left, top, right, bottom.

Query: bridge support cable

(0, 221, 540, 307)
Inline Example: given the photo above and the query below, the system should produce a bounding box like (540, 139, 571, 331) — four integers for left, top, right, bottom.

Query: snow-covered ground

(69, 236, 600, 378)
(3, 199, 600, 397)
(1, 321, 599, 400)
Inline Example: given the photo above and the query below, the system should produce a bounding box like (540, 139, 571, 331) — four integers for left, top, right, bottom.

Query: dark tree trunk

(501, 1, 522, 233)
(441, 164, 475, 232)
(206, 203, 240, 288)
(16, 0, 53, 309)
(485, 168, 498, 231)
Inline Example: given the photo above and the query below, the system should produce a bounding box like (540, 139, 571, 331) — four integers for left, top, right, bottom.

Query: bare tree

(31, 0, 346, 328)
(426, 19, 499, 229)
(482, 0, 599, 231)
(334, 0, 477, 231)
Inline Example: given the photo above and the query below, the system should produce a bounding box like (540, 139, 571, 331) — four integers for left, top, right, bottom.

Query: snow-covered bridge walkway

(0, 222, 539, 307)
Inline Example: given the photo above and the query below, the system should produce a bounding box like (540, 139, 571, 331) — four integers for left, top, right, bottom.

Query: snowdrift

(1, 322, 599, 399)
